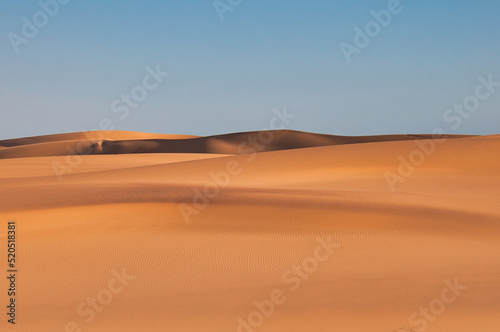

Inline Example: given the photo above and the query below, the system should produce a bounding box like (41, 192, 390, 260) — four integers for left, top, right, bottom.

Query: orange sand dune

(0, 130, 199, 147)
(0, 154, 231, 179)
(0, 131, 199, 159)
(0, 129, 472, 159)
(85, 131, 471, 155)
(0, 130, 498, 332)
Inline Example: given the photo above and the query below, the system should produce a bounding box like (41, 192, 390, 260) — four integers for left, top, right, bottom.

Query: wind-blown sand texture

(0, 130, 499, 332)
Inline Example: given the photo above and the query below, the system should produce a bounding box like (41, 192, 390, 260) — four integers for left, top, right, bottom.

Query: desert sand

(0, 130, 499, 332)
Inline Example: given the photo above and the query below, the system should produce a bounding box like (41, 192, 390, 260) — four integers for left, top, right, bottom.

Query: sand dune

(0, 131, 197, 159)
(0, 154, 231, 179)
(0, 130, 199, 148)
(0, 130, 471, 159)
(0, 130, 498, 332)
(85, 131, 469, 155)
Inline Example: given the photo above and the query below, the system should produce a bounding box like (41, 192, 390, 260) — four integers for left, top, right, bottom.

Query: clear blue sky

(1, 0, 499, 139)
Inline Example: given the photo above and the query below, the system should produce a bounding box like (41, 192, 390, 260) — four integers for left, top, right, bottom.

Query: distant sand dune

(0, 130, 472, 159)
(0, 130, 199, 147)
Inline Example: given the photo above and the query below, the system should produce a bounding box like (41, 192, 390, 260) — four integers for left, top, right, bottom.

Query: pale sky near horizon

(1, 0, 499, 140)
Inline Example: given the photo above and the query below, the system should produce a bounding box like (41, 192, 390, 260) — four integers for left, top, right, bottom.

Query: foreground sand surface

(0, 130, 499, 332)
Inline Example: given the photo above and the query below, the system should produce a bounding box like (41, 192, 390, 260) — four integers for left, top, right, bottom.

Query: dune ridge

(0, 130, 472, 159)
